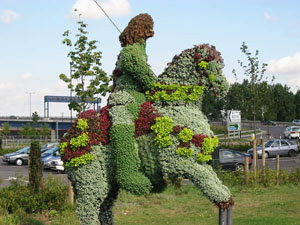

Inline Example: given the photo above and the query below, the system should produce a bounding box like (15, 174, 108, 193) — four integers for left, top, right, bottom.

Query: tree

(40, 123, 51, 136)
(20, 123, 35, 136)
(59, 21, 111, 113)
(294, 90, 300, 119)
(233, 42, 268, 136)
(29, 140, 43, 193)
(1, 122, 10, 136)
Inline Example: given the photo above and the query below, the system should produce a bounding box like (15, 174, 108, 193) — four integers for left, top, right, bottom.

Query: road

(0, 158, 68, 188)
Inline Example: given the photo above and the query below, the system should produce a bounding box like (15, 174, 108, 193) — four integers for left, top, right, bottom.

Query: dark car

(261, 120, 277, 126)
(211, 148, 252, 171)
(2, 146, 30, 166)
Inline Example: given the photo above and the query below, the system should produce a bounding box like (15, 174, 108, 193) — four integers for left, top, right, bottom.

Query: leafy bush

(0, 175, 68, 215)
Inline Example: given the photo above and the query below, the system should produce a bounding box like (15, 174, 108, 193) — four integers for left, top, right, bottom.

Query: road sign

(228, 122, 241, 131)
(227, 110, 241, 123)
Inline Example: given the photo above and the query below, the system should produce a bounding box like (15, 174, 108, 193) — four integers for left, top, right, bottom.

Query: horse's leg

(159, 151, 232, 206)
(99, 183, 119, 225)
(67, 145, 112, 225)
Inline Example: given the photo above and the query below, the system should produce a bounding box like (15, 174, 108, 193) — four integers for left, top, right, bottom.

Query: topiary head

(158, 44, 229, 98)
(119, 13, 154, 47)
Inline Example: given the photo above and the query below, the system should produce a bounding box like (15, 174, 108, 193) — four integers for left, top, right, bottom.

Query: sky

(1, 0, 300, 118)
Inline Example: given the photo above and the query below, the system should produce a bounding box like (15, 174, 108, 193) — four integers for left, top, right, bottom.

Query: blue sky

(1, 0, 300, 117)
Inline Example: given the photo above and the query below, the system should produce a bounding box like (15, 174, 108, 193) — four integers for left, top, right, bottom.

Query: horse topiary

(59, 14, 233, 225)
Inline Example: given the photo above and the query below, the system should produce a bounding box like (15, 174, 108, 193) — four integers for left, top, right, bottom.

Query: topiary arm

(119, 43, 156, 91)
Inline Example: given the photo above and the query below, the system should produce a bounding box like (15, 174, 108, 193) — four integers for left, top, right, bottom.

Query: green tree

(294, 90, 300, 119)
(59, 21, 111, 113)
(1, 122, 10, 136)
(20, 123, 35, 136)
(233, 42, 268, 135)
(29, 140, 43, 193)
(40, 123, 51, 136)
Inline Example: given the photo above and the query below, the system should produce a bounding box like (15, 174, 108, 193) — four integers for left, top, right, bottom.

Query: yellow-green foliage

(59, 142, 68, 154)
(177, 128, 194, 142)
(146, 83, 205, 102)
(64, 153, 95, 167)
(176, 147, 194, 157)
(197, 136, 219, 163)
(70, 133, 89, 150)
(76, 118, 88, 131)
(151, 117, 173, 148)
(198, 61, 208, 69)
(209, 74, 215, 82)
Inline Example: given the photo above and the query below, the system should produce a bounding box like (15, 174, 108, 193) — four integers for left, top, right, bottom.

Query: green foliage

(39, 123, 51, 136)
(1, 122, 10, 136)
(151, 117, 174, 148)
(60, 21, 111, 113)
(146, 83, 205, 103)
(110, 124, 152, 195)
(176, 147, 194, 157)
(29, 140, 43, 193)
(0, 136, 2, 149)
(177, 128, 194, 142)
(0, 175, 68, 215)
(117, 42, 156, 91)
(69, 133, 89, 150)
(76, 118, 88, 131)
(32, 112, 40, 126)
(19, 123, 36, 136)
(198, 61, 208, 69)
(64, 153, 95, 167)
(59, 142, 68, 154)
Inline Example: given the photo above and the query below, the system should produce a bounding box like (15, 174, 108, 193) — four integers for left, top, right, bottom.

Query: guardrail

(216, 129, 262, 140)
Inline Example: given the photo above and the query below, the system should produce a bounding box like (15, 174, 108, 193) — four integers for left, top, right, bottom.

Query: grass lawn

(34, 184, 300, 225)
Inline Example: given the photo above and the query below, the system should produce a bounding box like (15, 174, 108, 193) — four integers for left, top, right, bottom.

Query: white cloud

(21, 72, 33, 80)
(267, 52, 300, 92)
(0, 9, 19, 24)
(264, 12, 279, 22)
(69, 0, 131, 20)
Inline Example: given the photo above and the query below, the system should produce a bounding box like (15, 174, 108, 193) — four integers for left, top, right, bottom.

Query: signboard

(227, 110, 241, 123)
(228, 122, 241, 131)
(227, 110, 241, 131)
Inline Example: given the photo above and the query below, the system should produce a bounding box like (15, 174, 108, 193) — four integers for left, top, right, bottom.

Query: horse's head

(157, 44, 229, 98)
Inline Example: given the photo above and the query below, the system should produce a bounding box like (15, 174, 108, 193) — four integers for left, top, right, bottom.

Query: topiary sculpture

(60, 14, 233, 225)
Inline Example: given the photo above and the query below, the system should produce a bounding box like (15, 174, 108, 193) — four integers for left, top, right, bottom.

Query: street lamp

(25, 92, 35, 117)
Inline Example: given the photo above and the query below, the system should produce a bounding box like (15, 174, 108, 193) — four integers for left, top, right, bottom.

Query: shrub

(29, 140, 43, 193)
(0, 175, 68, 215)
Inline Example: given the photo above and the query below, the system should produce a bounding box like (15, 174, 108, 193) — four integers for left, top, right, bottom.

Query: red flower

(135, 102, 160, 137)
(192, 134, 208, 147)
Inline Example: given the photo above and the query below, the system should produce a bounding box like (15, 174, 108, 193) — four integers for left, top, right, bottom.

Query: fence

(1, 135, 54, 147)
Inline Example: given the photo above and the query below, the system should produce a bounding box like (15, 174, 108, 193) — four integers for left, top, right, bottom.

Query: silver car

(247, 139, 299, 158)
(2, 146, 30, 166)
(284, 126, 300, 139)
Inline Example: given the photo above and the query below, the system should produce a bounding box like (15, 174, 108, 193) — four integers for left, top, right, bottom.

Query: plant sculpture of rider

(108, 13, 157, 195)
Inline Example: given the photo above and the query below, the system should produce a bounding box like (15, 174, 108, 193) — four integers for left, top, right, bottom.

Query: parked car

(247, 139, 298, 158)
(292, 119, 300, 125)
(50, 158, 64, 172)
(261, 120, 277, 126)
(43, 152, 61, 170)
(284, 126, 300, 139)
(2, 146, 30, 166)
(211, 148, 252, 171)
(41, 146, 60, 166)
(41, 142, 58, 153)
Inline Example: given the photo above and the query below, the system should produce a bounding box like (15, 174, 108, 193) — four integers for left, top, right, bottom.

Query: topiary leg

(110, 124, 152, 195)
(99, 184, 119, 225)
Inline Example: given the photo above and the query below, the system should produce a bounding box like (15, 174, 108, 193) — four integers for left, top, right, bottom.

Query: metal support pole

(219, 208, 227, 225)
(227, 205, 233, 225)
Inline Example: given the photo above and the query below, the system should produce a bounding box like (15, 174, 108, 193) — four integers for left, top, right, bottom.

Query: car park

(247, 139, 298, 158)
(41, 142, 58, 153)
(2, 146, 30, 166)
(284, 126, 300, 139)
(211, 148, 252, 171)
(43, 152, 61, 170)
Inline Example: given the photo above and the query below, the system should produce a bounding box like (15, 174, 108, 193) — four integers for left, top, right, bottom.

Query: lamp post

(26, 92, 35, 117)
